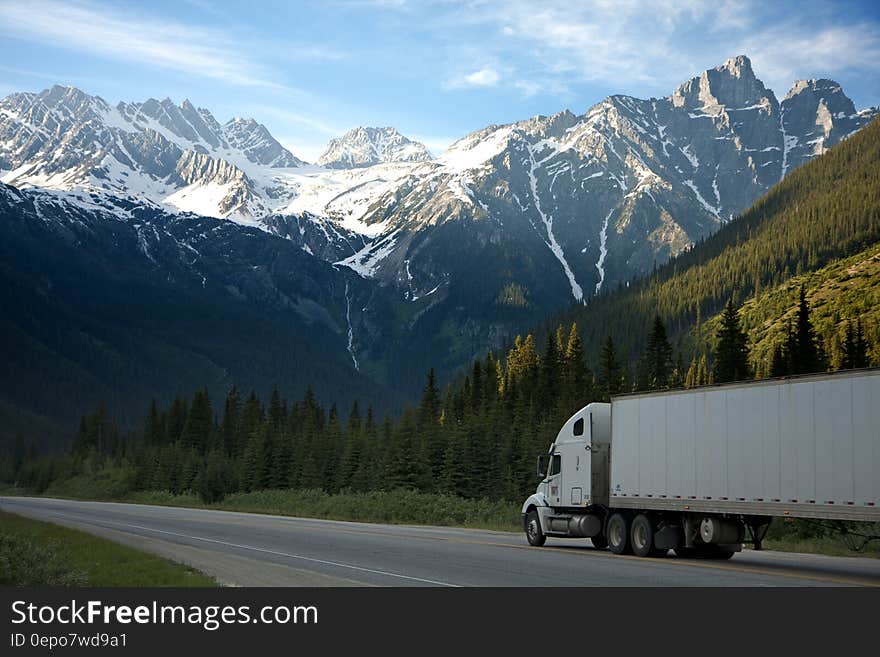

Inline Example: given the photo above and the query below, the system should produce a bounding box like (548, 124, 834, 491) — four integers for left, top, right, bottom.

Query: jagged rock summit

(317, 126, 432, 168)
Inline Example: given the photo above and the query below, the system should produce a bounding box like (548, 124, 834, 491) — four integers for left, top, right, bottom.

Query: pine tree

(564, 323, 588, 406)
(221, 387, 241, 456)
(166, 396, 188, 444)
(714, 298, 751, 383)
(350, 406, 376, 491)
(483, 352, 499, 405)
(144, 399, 164, 446)
(645, 315, 673, 389)
(507, 334, 540, 384)
(238, 392, 264, 461)
(199, 449, 227, 504)
(599, 335, 622, 398)
(181, 388, 213, 453)
(854, 318, 869, 368)
(72, 415, 91, 454)
(555, 324, 566, 358)
(769, 342, 786, 377)
(319, 405, 343, 492)
(540, 331, 561, 410)
(418, 370, 444, 490)
(337, 401, 363, 490)
(670, 353, 685, 388)
(841, 321, 856, 370)
(696, 354, 710, 386)
(792, 286, 821, 374)
(684, 357, 697, 388)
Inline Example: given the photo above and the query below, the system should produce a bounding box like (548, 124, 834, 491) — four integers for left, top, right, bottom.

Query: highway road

(2, 497, 879, 586)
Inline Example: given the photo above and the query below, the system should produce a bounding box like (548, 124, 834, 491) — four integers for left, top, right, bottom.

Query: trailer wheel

(591, 534, 609, 550)
(525, 510, 546, 547)
(630, 514, 657, 558)
(607, 513, 632, 555)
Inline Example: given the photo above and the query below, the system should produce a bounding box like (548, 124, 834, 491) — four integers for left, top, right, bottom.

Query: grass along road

(0, 509, 217, 586)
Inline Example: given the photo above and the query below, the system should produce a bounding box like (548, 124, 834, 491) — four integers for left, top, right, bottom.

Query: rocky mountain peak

(221, 117, 304, 168)
(672, 54, 774, 112)
(779, 78, 866, 169)
(721, 54, 755, 79)
(783, 79, 856, 116)
(40, 84, 107, 116)
(318, 126, 431, 168)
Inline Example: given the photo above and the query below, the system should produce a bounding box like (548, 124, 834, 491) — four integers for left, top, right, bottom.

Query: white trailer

(521, 368, 880, 558)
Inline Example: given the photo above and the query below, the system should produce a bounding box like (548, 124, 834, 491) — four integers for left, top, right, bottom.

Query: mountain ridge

(1, 55, 878, 445)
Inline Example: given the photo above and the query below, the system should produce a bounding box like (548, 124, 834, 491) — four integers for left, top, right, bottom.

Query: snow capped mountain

(326, 55, 877, 304)
(317, 126, 431, 168)
(1, 57, 877, 372)
(115, 95, 305, 168)
(2, 55, 878, 434)
(0, 85, 304, 222)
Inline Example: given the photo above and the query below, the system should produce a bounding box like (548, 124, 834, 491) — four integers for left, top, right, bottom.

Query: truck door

(547, 453, 562, 506)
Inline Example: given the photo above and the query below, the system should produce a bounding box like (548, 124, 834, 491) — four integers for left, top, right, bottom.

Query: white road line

(25, 510, 461, 588)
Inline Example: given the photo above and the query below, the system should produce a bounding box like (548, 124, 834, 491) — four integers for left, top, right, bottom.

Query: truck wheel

(630, 514, 656, 558)
(607, 513, 632, 555)
(525, 510, 546, 547)
(591, 534, 609, 550)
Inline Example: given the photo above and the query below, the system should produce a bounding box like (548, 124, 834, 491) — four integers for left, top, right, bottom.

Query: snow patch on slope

(594, 209, 613, 294)
(337, 230, 399, 278)
(439, 126, 514, 172)
(683, 179, 720, 218)
(527, 143, 583, 302)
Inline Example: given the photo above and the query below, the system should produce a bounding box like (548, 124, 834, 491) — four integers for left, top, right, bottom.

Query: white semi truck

(521, 368, 880, 558)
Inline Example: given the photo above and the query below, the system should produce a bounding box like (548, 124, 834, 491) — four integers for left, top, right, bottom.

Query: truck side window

(573, 418, 584, 436)
(550, 454, 561, 476)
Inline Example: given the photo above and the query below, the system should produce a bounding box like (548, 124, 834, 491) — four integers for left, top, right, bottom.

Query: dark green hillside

(0, 188, 398, 450)
(565, 117, 880, 364)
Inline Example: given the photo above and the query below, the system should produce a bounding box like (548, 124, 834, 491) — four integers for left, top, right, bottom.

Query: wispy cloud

(445, 67, 501, 89)
(443, 0, 880, 100)
(0, 1, 294, 91)
(739, 23, 880, 95)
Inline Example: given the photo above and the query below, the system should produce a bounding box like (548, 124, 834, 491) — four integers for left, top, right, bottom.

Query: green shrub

(44, 465, 136, 500)
(0, 533, 87, 586)
(129, 488, 521, 531)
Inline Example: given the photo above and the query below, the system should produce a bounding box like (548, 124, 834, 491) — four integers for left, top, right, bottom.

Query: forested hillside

(715, 246, 880, 374)
(563, 117, 880, 367)
(4, 119, 879, 510)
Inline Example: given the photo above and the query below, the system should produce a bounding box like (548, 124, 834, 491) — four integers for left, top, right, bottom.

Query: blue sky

(1, 0, 878, 161)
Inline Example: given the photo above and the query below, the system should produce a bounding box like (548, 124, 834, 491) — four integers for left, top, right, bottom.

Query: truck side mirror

(536, 454, 546, 480)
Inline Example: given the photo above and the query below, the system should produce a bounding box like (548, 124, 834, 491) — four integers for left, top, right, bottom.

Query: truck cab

(522, 403, 611, 546)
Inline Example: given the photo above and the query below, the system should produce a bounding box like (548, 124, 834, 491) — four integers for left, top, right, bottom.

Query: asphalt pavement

(2, 496, 878, 587)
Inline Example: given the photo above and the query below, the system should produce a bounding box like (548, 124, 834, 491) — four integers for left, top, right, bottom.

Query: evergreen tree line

(9, 294, 872, 503)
